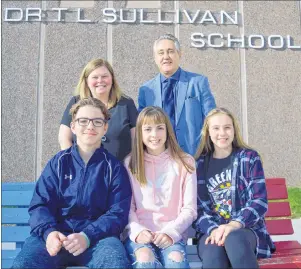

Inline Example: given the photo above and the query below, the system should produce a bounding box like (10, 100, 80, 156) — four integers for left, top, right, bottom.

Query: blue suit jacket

(138, 68, 216, 156)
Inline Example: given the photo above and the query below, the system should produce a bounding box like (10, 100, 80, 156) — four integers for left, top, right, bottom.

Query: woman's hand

(135, 230, 154, 244)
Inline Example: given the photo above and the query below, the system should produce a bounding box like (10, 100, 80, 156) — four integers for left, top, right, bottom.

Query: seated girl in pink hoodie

(123, 106, 197, 269)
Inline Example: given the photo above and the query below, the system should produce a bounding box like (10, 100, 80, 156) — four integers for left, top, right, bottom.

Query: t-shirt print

(208, 171, 232, 219)
(206, 153, 233, 220)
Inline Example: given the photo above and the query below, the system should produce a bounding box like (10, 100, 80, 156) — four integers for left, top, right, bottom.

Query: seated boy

(12, 97, 132, 269)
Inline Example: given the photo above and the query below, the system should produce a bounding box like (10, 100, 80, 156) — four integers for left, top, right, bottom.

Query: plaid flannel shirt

(194, 148, 275, 258)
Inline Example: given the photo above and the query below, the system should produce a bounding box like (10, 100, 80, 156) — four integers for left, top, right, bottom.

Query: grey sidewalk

(271, 218, 301, 243)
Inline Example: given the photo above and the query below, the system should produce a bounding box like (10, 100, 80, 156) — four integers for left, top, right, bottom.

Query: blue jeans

(124, 237, 190, 269)
(12, 235, 131, 269)
(197, 228, 259, 268)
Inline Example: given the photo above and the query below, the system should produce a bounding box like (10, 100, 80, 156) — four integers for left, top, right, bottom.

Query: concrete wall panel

(112, 1, 174, 100)
(2, 1, 41, 182)
(41, 1, 108, 169)
(112, 24, 174, 101)
(244, 1, 301, 186)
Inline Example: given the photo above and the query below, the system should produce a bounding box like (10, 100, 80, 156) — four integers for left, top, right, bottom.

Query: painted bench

(186, 178, 301, 268)
(2, 178, 301, 268)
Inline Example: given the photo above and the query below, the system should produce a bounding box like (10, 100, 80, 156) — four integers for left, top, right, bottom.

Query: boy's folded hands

(46, 231, 88, 257)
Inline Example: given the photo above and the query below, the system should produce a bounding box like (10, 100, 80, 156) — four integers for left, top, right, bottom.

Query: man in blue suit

(138, 33, 216, 156)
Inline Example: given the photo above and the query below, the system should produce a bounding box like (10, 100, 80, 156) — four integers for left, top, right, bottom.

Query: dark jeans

(11, 235, 131, 269)
(197, 228, 259, 269)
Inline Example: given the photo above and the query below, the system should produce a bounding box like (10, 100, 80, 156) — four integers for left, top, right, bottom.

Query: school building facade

(2, 1, 301, 186)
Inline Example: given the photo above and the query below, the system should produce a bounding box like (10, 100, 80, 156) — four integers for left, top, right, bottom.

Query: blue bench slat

(1, 259, 14, 269)
(2, 249, 22, 269)
(187, 255, 201, 262)
(187, 245, 198, 254)
(1, 249, 21, 260)
(189, 261, 203, 268)
(2, 226, 31, 242)
(2, 191, 33, 206)
(2, 182, 36, 191)
(2, 208, 29, 224)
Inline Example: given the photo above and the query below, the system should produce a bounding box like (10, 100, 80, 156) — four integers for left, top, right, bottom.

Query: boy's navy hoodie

(29, 144, 132, 246)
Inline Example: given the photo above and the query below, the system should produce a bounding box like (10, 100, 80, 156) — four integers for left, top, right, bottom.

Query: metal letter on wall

(4, 8, 23, 21)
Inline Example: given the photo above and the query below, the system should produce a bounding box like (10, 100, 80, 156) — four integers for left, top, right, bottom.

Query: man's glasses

(75, 118, 107, 127)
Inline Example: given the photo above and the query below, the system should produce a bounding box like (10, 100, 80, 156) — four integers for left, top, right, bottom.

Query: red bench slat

(266, 178, 288, 200)
(260, 263, 301, 269)
(271, 249, 301, 257)
(266, 202, 291, 217)
(266, 178, 286, 185)
(267, 184, 288, 200)
(266, 219, 294, 235)
(259, 255, 301, 268)
(274, 241, 301, 251)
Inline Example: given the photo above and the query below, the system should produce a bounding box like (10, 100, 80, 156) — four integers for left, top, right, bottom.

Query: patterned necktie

(162, 78, 175, 130)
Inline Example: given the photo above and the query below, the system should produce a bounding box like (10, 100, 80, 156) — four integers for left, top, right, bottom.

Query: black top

(206, 153, 233, 220)
(60, 95, 138, 161)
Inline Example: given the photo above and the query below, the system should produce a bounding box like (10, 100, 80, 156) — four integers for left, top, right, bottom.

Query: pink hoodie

(124, 149, 197, 244)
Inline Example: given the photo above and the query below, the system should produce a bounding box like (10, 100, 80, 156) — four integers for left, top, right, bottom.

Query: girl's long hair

(129, 106, 195, 186)
(195, 107, 256, 160)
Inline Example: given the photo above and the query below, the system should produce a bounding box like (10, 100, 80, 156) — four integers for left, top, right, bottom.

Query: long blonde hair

(195, 107, 256, 160)
(129, 106, 195, 186)
(74, 59, 122, 109)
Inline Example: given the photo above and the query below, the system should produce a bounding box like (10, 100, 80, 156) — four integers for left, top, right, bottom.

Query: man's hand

(63, 233, 89, 256)
(135, 230, 154, 244)
(153, 233, 173, 249)
(46, 231, 67, 256)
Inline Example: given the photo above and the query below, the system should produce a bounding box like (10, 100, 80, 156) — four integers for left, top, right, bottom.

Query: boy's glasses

(75, 118, 106, 127)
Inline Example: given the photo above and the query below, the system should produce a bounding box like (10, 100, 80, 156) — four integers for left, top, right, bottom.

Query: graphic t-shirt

(206, 153, 233, 220)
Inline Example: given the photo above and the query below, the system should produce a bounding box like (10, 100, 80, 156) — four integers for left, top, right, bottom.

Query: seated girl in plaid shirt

(194, 107, 275, 269)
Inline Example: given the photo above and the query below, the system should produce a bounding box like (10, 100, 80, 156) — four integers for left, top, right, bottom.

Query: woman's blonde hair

(129, 106, 195, 186)
(195, 107, 256, 160)
(74, 59, 122, 109)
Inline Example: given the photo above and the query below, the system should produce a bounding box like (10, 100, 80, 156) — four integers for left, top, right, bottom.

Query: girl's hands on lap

(205, 221, 242, 246)
(205, 226, 224, 245)
(153, 233, 173, 249)
(218, 221, 242, 246)
(136, 230, 154, 244)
